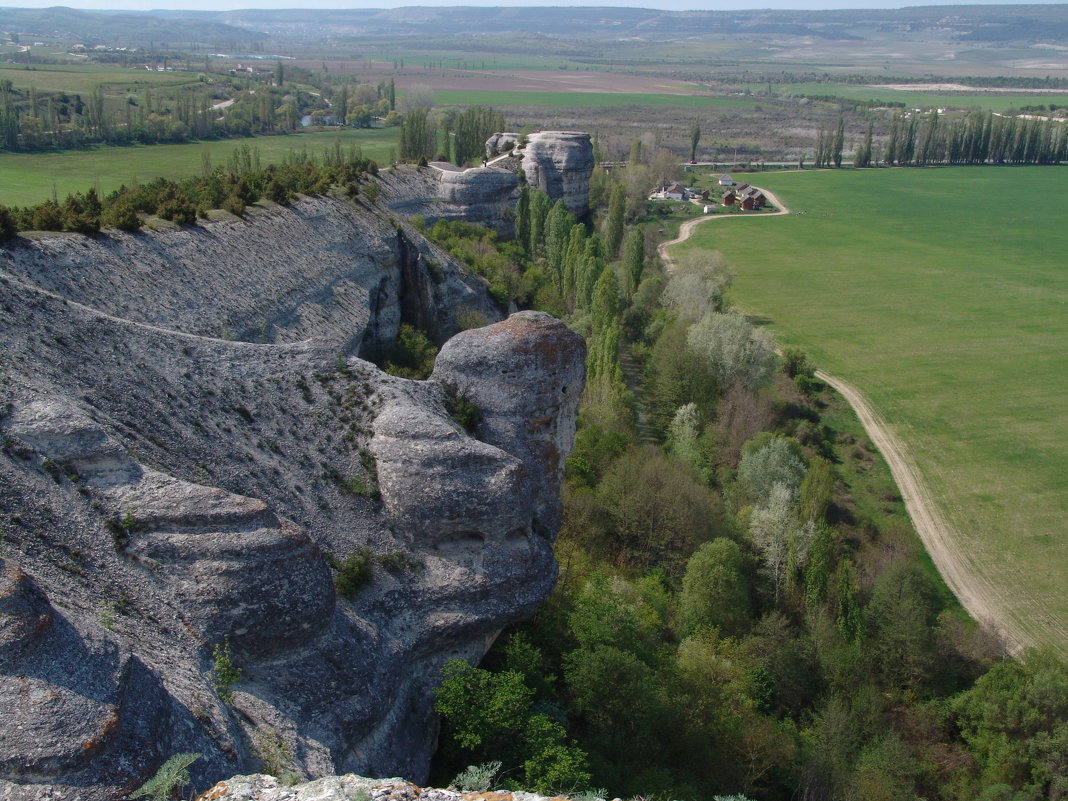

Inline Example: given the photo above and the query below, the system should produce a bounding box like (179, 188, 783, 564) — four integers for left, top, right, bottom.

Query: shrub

(210, 637, 241, 702)
(221, 193, 246, 216)
(156, 188, 197, 225)
(101, 202, 142, 232)
(332, 547, 373, 599)
(447, 392, 482, 432)
(452, 761, 502, 792)
(0, 206, 17, 240)
(131, 752, 200, 801)
(384, 324, 438, 379)
(31, 200, 64, 231)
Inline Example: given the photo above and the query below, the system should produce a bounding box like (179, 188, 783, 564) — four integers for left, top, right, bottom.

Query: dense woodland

(412, 176, 1068, 801)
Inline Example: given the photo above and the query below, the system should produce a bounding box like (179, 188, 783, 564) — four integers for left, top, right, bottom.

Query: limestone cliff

(381, 164, 519, 237)
(0, 193, 500, 355)
(0, 201, 585, 798)
(520, 132, 595, 217)
(381, 133, 594, 234)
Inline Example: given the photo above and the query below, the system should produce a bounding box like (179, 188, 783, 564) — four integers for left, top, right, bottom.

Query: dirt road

(661, 188, 1023, 654)
(657, 189, 790, 272)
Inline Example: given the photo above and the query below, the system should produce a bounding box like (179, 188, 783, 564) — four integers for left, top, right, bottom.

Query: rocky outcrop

(0, 193, 500, 355)
(380, 134, 595, 235)
(485, 132, 520, 156)
(197, 773, 608, 801)
(0, 217, 584, 797)
(431, 163, 521, 235)
(520, 132, 595, 217)
(380, 163, 519, 236)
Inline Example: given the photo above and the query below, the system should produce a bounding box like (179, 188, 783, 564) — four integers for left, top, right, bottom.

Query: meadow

(674, 165, 1068, 654)
(0, 128, 400, 206)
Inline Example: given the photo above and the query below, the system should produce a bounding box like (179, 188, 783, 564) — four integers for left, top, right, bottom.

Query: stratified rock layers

(0, 206, 584, 798)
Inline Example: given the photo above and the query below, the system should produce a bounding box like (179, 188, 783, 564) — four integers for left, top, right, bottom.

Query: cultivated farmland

(675, 166, 1068, 654)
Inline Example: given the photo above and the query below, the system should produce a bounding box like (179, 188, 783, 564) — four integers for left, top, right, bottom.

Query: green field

(769, 81, 1068, 111)
(674, 166, 1068, 653)
(0, 62, 201, 94)
(434, 90, 762, 110)
(0, 128, 400, 206)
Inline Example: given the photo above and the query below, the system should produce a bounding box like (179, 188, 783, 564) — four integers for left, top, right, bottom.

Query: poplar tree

(604, 183, 626, 258)
(622, 229, 644, 300)
(515, 185, 531, 255)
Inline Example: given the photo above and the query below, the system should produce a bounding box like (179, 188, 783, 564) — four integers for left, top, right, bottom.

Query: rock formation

(197, 773, 607, 801)
(381, 164, 519, 237)
(0, 198, 585, 799)
(0, 193, 499, 356)
(520, 132, 595, 217)
(381, 133, 594, 234)
(430, 163, 521, 234)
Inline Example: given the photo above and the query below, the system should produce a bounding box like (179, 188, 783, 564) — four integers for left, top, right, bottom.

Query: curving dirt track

(662, 188, 1023, 654)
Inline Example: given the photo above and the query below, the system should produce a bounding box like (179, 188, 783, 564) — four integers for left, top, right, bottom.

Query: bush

(0, 206, 15, 240)
(332, 547, 373, 599)
(210, 637, 241, 702)
(31, 200, 64, 231)
(221, 193, 246, 216)
(447, 392, 482, 432)
(101, 202, 141, 232)
(156, 189, 197, 226)
(452, 761, 502, 792)
(131, 753, 201, 801)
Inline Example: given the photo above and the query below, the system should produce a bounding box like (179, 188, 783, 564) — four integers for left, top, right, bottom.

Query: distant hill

(147, 4, 1068, 42)
(0, 6, 265, 47)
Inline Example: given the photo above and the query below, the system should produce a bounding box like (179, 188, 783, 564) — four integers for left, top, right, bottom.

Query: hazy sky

(2, 0, 1066, 10)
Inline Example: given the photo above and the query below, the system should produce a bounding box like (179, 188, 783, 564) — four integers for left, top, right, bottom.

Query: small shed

(722, 189, 737, 207)
(718, 174, 735, 186)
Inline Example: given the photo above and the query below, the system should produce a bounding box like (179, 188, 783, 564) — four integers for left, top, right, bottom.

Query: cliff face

(0, 194, 500, 355)
(520, 132, 595, 217)
(381, 164, 519, 237)
(431, 164, 520, 235)
(381, 133, 594, 235)
(0, 200, 585, 799)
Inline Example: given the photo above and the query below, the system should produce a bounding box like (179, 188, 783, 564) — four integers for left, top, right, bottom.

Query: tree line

(399, 106, 506, 166)
(814, 110, 1068, 168)
(0, 69, 400, 153)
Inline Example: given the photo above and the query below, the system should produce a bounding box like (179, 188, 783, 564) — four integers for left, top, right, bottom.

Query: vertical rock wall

(520, 131, 595, 217)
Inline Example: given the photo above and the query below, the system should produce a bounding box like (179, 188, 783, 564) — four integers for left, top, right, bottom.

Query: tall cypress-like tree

(832, 117, 845, 168)
(604, 183, 626, 259)
(515, 185, 531, 255)
(623, 229, 644, 300)
(544, 200, 574, 292)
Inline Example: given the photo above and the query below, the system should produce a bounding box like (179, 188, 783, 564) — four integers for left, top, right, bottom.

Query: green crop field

(433, 89, 761, 109)
(674, 166, 1068, 654)
(0, 128, 400, 206)
(0, 62, 201, 94)
(768, 81, 1068, 111)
